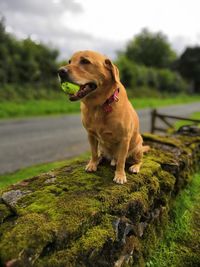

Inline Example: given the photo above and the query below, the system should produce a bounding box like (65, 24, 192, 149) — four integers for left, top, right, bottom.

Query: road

(0, 102, 199, 174)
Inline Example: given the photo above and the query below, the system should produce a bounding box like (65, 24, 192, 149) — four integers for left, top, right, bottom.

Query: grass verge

(0, 153, 89, 189)
(174, 111, 200, 130)
(0, 95, 200, 119)
(146, 172, 200, 267)
(0, 160, 68, 189)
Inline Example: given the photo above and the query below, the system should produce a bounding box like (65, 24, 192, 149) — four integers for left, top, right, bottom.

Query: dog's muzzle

(58, 67, 97, 101)
(69, 83, 97, 101)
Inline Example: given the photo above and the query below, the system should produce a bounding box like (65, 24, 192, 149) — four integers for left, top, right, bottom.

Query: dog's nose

(58, 67, 68, 79)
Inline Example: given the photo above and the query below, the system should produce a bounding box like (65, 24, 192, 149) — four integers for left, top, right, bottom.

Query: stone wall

(0, 128, 200, 267)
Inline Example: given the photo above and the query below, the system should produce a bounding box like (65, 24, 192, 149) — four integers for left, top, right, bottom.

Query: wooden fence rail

(151, 108, 200, 133)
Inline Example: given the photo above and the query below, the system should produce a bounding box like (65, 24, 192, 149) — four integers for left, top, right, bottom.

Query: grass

(174, 111, 200, 130)
(130, 95, 200, 109)
(0, 153, 89, 189)
(146, 172, 200, 267)
(0, 98, 81, 119)
(0, 94, 200, 119)
(0, 160, 69, 189)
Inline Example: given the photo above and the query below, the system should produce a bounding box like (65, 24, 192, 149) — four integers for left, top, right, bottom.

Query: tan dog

(58, 50, 146, 184)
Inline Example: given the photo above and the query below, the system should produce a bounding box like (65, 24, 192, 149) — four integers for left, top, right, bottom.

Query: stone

(0, 129, 199, 267)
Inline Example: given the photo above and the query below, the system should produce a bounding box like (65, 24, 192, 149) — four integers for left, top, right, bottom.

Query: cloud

(58, 36, 125, 61)
(0, 0, 122, 60)
(3, 0, 198, 61)
(0, 0, 83, 16)
(170, 36, 191, 55)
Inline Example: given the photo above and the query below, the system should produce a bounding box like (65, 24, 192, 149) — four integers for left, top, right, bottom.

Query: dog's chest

(82, 112, 121, 144)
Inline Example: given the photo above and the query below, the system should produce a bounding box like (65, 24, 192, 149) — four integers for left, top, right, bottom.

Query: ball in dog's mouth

(61, 82, 80, 94)
(69, 82, 97, 101)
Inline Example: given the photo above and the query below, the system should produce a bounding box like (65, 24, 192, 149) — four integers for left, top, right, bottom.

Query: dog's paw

(85, 160, 98, 172)
(129, 163, 142, 174)
(113, 172, 127, 184)
(110, 159, 116, 166)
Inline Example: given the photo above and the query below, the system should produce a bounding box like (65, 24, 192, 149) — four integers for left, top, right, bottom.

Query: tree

(0, 17, 59, 88)
(176, 47, 200, 93)
(125, 28, 177, 68)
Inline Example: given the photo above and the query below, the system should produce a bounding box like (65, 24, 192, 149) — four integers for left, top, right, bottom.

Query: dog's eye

(68, 60, 71, 64)
(80, 58, 90, 65)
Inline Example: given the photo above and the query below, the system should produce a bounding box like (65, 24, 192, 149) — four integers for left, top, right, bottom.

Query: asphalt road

(0, 102, 199, 174)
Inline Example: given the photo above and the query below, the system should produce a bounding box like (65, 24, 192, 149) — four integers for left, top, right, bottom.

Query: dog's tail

(142, 145, 150, 153)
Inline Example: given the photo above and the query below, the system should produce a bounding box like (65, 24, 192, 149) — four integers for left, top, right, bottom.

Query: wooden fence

(151, 108, 200, 133)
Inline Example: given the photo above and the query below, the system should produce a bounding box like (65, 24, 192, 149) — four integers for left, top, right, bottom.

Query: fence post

(151, 109, 157, 133)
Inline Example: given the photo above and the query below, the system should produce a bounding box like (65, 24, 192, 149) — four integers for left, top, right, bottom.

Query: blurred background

(0, 0, 200, 182)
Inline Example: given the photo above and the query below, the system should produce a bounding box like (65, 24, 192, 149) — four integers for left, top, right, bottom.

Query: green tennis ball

(61, 82, 80, 94)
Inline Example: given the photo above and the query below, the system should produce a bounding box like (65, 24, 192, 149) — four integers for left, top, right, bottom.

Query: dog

(58, 50, 147, 184)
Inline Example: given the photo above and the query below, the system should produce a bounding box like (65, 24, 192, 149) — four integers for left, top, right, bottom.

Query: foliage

(157, 69, 187, 93)
(0, 18, 197, 102)
(116, 29, 190, 94)
(116, 55, 188, 94)
(125, 28, 177, 68)
(0, 18, 59, 92)
(176, 46, 200, 93)
(147, 172, 200, 267)
(0, 95, 200, 119)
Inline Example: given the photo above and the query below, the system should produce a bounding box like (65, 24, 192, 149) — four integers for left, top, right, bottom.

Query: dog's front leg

(113, 137, 130, 184)
(85, 134, 100, 172)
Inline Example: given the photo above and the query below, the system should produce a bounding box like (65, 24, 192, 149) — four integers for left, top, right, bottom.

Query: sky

(0, 0, 200, 60)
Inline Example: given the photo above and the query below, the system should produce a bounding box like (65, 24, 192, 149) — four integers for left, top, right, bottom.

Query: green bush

(157, 69, 187, 93)
(0, 83, 61, 101)
(125, 28, 177, 68)
(127, 86, 162, 98)
(0, 18, 59, 100)
(116, 56, 145, 87)
(116, 55, 134, 88)
(146, 68, 158, 88)
(116, 56, 188, 94)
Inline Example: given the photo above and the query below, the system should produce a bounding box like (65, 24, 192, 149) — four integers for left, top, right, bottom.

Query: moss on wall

(0, 130, 200, 267)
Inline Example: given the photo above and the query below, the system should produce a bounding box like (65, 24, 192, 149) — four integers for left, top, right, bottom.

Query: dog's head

(58, 50, 120, 101)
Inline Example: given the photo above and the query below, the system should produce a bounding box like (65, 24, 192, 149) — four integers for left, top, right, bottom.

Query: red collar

(102, 88, 120, 113)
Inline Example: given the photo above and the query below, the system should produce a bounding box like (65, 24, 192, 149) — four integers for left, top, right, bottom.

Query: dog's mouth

(68, 82, 97, 101)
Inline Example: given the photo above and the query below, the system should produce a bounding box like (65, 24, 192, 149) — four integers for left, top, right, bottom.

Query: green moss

(0, 203, 12, 223)
(147, 172, 200, 267)
(18, 190, 104, 246)
(0, 133, 199, 266)
(70, 217, 115, 256)
(0, 213, 56, 263)
(139, 159, 161, 177)
(157, 170, 175, 192)
(146, 148, 176, 165)
(142, 224, 158, 259)
(35, 215, 115, 267)
(143, 133, 183, 147)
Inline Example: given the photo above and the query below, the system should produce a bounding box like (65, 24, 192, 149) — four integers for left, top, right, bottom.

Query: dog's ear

(104, 59, 120, 84)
